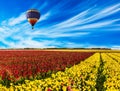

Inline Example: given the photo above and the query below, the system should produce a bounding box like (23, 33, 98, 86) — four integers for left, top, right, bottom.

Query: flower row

(101, 53, 120, 90)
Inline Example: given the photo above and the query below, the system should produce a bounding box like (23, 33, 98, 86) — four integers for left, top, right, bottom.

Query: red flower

(48, 88, 52, 91)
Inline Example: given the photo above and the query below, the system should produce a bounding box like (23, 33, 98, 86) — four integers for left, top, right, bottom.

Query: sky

(0, 0, 120, 49)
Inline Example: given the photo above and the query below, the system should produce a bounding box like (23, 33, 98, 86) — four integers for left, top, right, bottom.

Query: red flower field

(0, 50, 94, 82)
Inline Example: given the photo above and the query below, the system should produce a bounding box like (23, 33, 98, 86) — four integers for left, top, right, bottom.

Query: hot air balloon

(26, 9, 40, 29)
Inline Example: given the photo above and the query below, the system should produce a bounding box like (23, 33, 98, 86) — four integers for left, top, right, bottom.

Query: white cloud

(46, 32, 90, 38)
(53, 9, 90, 28)
(5, 38, 59, 48)
(86, 45, 108, 48)
(72, 19, 120, 30)
(51, 3, 120, 32)
(39, 12, 50, 22)
(0, 27, 5, 32)
(64, 42, 85, 48)
(81, 3, 120, 24)
(38, 2, 48, 10)
(111, 45, 120, 50)
(8, 12, 26, 26)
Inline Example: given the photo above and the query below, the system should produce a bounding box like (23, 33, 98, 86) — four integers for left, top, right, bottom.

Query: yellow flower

(62, 86, 67, 91)
(72, 88, 80, 91)
(9, 86, 14, 91)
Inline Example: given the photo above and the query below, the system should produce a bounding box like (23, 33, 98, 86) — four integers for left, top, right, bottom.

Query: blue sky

(0, 0, 120, 49)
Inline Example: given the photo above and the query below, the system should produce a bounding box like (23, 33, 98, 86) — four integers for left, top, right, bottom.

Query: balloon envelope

(26, 9, 40, 29)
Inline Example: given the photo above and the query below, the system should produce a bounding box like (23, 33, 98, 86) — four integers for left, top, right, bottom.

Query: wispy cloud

(72, 19, 120, 30)
(38, 1, 48, 10)
(50, 3, 120, 32)
(8, 12, 26, 26)
(81, 3, 120, 24)
(7, 39, 56, 48)
(46, 32, 90, 38)
(111, 45, 120, 50)
(53, 9, 90, 28)
(39, 12, 51, 22)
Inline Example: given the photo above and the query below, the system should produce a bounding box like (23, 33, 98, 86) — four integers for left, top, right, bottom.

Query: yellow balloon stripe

(28, 18, 38, 21)
(27, 9, 39, 13)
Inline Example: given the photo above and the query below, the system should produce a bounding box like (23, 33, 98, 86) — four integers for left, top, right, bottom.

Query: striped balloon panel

(27, 11, 40, 19)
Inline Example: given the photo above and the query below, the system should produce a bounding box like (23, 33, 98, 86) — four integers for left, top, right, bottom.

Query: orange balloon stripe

(28, 18, 38, 26)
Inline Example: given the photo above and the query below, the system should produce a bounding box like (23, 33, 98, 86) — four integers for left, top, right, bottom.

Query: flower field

(0, 50, 94, 86)
(0, 50, 120, 91)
